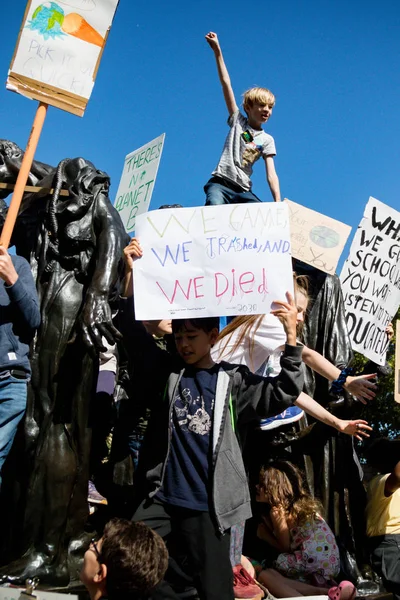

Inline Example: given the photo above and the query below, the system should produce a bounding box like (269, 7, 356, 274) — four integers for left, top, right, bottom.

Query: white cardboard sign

(114, 134, 165, 234)
(285, 199, 352, 274)
(340, 197, 400, 365)
(133, 203, 294, 320)
(8, 0, 119, 116)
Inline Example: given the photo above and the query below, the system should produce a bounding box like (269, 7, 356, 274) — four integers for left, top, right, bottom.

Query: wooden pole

(0, 102, 48, 249)
(395, 320, 400, 404)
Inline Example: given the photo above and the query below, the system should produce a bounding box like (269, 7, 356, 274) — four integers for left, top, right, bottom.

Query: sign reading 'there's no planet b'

(114, 133, 165, 234)
(133, 203, 294, 320)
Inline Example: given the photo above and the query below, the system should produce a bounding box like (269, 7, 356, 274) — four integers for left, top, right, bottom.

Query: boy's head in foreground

(80, 518, 168, 600)
(243, 87, 275, 128)
(172, 318, 219, 368)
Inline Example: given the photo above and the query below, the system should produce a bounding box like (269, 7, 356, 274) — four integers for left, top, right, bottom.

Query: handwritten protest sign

(285, 199, 352, 274)
(7, 0, 119, 116)
(340, 197, 400, 365)
(0, 589, 78, 600)
(396, 320, 400, 404)
(114, 134, 165, 233)
(133, 203, 294, 320)
(395, 320, 400, 404)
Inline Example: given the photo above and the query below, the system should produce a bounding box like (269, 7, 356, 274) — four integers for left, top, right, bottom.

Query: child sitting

(365, 437, 400, 600)
(204, 31, 280, 205)
(80, 517, 168, 600)
(253, 460, 355, 600)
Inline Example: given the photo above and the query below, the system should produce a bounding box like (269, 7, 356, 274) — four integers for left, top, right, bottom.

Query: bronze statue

(0, 141, 128, 585)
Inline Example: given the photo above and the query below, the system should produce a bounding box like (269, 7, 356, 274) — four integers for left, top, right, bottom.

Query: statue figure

(0, 141, 128, 585)
(292, 262, 379, 591)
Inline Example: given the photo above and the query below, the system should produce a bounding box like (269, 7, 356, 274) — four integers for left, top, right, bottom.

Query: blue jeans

(128, 432, 145, 471)
(0, 376, 28, 487)
(204, 176, 261, 205)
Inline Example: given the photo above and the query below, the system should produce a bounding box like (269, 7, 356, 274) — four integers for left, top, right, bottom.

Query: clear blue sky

(1, 0, 399, 270)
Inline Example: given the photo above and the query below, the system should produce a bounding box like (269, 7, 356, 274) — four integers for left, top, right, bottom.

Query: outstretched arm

(302, 345, 377, 403)
(385, 461, 400, 496)
(295, 392, 372, 441)
(205, 32, 238, 116)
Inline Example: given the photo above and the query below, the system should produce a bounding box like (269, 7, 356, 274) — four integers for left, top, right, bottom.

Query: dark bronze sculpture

(0, 141, 127, 585)
(293, 262, 379, 591)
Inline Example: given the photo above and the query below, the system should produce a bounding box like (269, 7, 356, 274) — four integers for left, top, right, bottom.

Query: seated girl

(253, 460, 356, 600)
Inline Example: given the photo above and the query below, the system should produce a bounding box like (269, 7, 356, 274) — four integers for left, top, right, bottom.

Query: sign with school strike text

(133, 203, 294, 320)
(340, 197, 400, 365)
(114, 134, 165, 233)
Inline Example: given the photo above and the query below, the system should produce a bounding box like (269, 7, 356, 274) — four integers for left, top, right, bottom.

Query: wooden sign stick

(0, 183, 69, 197)
(0, 101, 48, 249)
(395, 320, 400, 404)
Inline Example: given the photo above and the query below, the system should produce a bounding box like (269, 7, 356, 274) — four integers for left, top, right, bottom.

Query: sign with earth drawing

(285, 198, 352, 274)
(7, 0, 119, 116)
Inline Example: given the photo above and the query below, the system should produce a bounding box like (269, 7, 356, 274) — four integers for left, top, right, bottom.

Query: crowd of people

(0, 29, 398, 600)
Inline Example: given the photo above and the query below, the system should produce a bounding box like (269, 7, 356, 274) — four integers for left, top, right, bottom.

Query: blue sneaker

(259, 406, 304, 431)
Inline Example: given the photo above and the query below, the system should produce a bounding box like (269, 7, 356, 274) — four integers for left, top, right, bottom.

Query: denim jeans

(204, 176, 261, 205)
(128, 432, 145, 471)
(0, 376, 28, 487)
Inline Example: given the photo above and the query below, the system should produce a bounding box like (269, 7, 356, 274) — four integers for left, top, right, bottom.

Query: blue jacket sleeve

(6, 256, 40, 332)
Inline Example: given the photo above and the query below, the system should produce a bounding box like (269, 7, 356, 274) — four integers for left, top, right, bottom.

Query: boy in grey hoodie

(120, 238, 303, 600)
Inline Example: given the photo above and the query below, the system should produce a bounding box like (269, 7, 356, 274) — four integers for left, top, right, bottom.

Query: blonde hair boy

(204, 32, 281, 206)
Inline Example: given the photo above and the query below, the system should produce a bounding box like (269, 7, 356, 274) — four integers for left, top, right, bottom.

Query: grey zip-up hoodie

(119, 297, 303, 532)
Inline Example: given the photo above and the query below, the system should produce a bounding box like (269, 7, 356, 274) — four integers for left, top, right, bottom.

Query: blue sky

(1, 0, 399, 270)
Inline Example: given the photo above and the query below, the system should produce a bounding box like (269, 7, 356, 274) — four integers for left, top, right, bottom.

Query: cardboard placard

(285, 198, 352, 274)
(340, 197, 400, 365)
(133, 203, 294, 320)
(114, 134, 165, 233)
(395, 320, 400, 404)
(7, 0, 119, 116)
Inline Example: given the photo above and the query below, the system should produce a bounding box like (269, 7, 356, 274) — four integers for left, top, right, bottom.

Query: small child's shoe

(328, 581, 356, 600)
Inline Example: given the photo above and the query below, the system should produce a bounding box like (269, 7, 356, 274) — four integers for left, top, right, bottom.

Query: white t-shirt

(212, 314, 286, 374)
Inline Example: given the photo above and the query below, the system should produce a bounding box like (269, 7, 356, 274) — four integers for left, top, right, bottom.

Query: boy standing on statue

(204, 31, 281, 205)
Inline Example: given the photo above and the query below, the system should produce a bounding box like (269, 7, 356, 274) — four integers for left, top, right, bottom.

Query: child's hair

(99, 518, 168, 600)
(243, 87, 275, 114)
(259, 460, 322, 527)
(293, 273, 309, 338)
(366, 437, 400, 474)
(214, 273, 310, 369)
(172, 317, 220, 334)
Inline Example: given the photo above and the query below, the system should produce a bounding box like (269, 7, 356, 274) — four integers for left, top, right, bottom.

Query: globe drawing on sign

(26, 2, 104, 46)
(309, 225, 340, 248)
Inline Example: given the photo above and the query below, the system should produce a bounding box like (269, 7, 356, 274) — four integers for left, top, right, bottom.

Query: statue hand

(80, 292, 122, 353)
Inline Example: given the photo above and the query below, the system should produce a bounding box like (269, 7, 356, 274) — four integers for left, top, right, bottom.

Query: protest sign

(340, 197, 400, 365)
(7, 0, 119, 116)
(395, 320, 400, 404)
(0, 589, 78, 600)
(133, 203, 294, 320)
(114, 134, 165, 233)
(285, 198, 352, 274)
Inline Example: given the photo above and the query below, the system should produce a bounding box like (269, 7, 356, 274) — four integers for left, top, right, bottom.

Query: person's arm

(385, 461, 400, 496)
(294, 392, 372, 441)
(302, 345, 377, 403)
(122, 238, 142, 298)
(269, 507, 291, 552)
(0, 248, 40, 332)
(205, 32, 238, 116)
(238, 293, 304, 421)
(264, 155, 281, 202)
(119, 239, 172, 374)
(257, 517, 283, 551)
